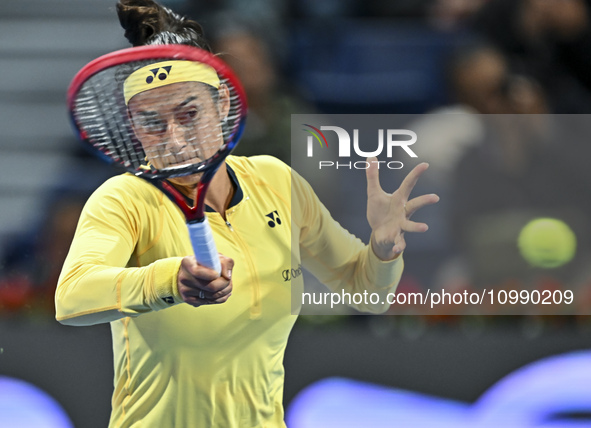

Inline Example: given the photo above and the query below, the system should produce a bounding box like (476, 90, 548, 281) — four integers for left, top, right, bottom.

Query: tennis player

(55, 1, 439, 427)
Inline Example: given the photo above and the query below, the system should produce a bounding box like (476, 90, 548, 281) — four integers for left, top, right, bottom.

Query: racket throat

(194, 180, 211, 219)
(160, 179, 206, 222)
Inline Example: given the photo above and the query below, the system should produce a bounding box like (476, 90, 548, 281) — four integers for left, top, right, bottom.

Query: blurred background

(1, 0, 591, 426)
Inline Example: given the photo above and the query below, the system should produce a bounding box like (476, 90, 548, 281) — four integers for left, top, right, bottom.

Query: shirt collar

(205, 163, 243, 213)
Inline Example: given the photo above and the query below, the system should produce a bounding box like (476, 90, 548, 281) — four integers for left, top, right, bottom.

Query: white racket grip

(188, 218, 222, 274)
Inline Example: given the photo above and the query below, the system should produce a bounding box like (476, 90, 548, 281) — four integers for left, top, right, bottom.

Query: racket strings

(90, 77, 136, 167)
(72, 57, 243, 178)
(75, 73, 140, 168)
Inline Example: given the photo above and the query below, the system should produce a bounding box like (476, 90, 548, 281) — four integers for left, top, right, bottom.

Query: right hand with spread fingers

(177, 255, 234, 307)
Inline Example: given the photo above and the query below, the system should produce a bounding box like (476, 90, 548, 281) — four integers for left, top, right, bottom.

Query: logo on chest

(265, 210, 282, 228)
(282, 264, 303, 282)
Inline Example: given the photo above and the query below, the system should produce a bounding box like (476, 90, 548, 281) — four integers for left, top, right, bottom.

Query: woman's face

(128, 81, 230, 181)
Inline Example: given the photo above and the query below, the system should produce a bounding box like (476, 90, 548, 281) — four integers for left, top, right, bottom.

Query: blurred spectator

(183, 0, 289, 63)
(447, 43, 511, 114)
(411, 43, 548, 186)
(0, 192, 88, 318)
(428, 0, 490, 31)
(204, 12, 317, 163)
(446, 42, 548, 114)
(472, 0, 591, 112)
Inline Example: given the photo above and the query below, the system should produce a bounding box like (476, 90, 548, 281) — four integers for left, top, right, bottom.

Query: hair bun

(116, 0, 210, 51)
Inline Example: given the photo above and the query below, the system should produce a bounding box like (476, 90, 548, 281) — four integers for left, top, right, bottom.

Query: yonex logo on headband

(124, 60, 221, 104)
(146, 66, 172, 84)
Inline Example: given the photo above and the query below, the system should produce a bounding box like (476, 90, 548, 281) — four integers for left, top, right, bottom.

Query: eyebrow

(176, 96, 198, 110)
(135, 111, 158, 118)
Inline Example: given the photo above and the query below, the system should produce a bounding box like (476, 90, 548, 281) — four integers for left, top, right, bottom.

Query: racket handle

(187, 218, 222, 274)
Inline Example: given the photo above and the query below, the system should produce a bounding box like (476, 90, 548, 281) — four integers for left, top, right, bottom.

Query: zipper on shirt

(225, 201, 262, 319)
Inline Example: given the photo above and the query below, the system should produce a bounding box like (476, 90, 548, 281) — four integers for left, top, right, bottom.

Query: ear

(217, 84, 231, 121)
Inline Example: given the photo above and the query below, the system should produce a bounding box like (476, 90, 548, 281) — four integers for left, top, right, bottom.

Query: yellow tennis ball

(517, 218, 577, 268)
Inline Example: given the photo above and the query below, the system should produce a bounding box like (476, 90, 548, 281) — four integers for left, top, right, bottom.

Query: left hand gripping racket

(67, 44, 247, 274)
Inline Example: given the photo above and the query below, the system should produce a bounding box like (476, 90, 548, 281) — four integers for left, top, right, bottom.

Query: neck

(204, 164, 235, 217)
(173, 162, 234, 219)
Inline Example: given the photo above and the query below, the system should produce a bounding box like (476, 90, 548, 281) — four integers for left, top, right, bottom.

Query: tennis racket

(67, 44, 247, 274)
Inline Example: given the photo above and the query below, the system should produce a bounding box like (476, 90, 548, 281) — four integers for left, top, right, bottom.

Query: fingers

(183, 278, 233, 300)
(367, 160, 432, 202)
(179, 256, 219, 282)
(402, 219, 429, 233)
(365, 156, 382, 197)
(182, 279, 233, 307)
(177, 255, 234, 307)
(405, 193, 440, 217)
(398, 162, 430, 200)
(184, 290, 232, 307)
(179, 256, 234, 290)
(219, 254, 234, 281)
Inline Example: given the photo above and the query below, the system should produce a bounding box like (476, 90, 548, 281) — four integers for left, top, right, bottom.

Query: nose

(164, 122, 186, 154)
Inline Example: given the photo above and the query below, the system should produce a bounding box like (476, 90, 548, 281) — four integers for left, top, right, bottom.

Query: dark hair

(116, 0, 211, 52)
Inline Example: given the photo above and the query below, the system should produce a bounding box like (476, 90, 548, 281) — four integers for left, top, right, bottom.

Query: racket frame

(67, 44, 247, 181)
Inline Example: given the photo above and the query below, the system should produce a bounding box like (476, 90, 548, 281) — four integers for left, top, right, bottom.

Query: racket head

(67, 44, 247, 180)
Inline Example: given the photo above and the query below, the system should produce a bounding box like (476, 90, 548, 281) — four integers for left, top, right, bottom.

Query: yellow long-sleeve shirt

(55, 155, 403, 428)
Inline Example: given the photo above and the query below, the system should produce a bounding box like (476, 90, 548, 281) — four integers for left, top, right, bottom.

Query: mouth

(160, 148, 204, 169)
(161, 157, 203, 170)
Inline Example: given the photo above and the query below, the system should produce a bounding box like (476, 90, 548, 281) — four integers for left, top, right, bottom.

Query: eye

(177, 107, 199, 127)
(135, 116, 166, 135)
